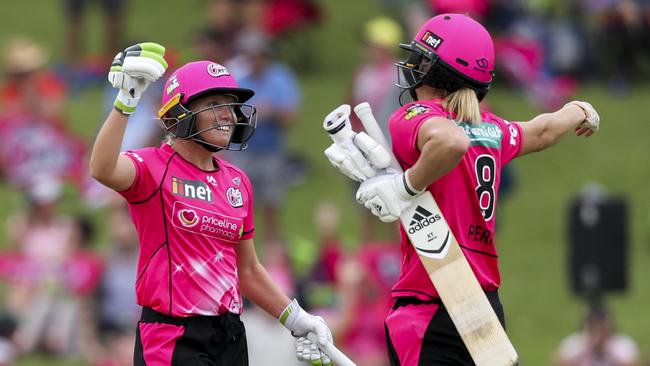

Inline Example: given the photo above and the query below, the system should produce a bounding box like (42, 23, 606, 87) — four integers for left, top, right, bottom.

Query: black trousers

(385, 291, 505, 366)
(134, 307, 248, 366)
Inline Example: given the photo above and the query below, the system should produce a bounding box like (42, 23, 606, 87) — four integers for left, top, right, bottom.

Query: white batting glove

(356, 170, 423, 222)
(565, 101, 600, 136)
(295, 336, 333, 366)
(280, 299, 332, 347)
(108, 42, 168, 114)
(324, 131, 392, 182)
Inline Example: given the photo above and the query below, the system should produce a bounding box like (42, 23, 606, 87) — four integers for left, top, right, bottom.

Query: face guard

(159, 93, 257, 152)
(395, 41, 493, 104)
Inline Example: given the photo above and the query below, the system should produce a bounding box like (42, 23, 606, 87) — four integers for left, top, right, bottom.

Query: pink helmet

(159, 61, 254, 110)
(158, 61, 257, 151)
(396, 13, 495, 101)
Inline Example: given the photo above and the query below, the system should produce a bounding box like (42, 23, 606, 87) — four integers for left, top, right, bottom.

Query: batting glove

(295, 336, 333, 366)
(108, 42, 168, 114)
(280, 299, 332, 347)
(565, 100, 600, 135)
(324, 131, 392, 182)
(356, 170, 423, 222)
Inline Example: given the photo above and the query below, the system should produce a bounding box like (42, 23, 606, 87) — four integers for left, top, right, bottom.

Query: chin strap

(192, 136, 224, 153)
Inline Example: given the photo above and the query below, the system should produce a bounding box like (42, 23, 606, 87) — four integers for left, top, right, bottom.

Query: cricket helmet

(396, 13, 495, 102)
(158, 61, 257, 151)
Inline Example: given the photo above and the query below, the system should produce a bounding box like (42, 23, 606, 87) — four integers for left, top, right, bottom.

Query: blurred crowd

(0, 0, 646, 365)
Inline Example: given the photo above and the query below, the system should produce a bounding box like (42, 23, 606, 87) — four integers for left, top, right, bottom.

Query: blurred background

(0, 0, 648, 365)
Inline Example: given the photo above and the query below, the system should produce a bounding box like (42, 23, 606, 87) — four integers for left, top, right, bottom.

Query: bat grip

(353, 102, 401, 172)
(306, 333, 357, 366)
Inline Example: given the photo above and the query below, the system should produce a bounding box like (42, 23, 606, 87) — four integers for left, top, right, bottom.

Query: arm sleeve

(389, 103, 446, 168)
(240, 173, 255, 240)
(499, 119, 523, 164)
(117, 149, 158, 203)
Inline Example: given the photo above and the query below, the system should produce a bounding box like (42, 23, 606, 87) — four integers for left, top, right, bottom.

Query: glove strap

(114, 89, 139, 115)
(279, 299, 302, 331)
(402, 170, 424, 197)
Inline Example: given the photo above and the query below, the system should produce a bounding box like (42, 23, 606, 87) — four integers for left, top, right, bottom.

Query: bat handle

(323, 104, 355, 145)
(307, 333, 357, 366)
(353, 102, 401, 171)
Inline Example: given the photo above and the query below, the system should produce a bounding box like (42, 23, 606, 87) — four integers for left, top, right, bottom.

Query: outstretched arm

(517, 101, 599, 156)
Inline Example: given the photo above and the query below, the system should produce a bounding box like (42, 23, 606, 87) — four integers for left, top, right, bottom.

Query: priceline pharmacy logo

(172, 201, 242, 243)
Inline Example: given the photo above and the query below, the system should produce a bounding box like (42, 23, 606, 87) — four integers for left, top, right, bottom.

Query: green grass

(1, 1, 649, 365)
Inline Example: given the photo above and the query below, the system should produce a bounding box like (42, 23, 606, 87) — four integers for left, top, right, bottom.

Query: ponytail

(443, 88, 482, 125)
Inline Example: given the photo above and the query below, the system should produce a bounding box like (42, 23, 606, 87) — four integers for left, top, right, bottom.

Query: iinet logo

(172, 177, 213, 202)
(420, 31, 443, 50)
(408, 206, 442, 234)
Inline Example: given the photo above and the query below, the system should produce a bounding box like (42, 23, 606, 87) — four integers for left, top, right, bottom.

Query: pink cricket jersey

(118, 144, 255, 317)
(388, 99, 522, 301)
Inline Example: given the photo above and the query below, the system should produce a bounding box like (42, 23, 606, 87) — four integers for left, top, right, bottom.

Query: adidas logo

(408, 206, 442, 234)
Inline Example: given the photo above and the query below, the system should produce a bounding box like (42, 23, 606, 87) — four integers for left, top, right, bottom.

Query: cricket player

(325, 14, 600, 365)
(90, 43, 334, 365)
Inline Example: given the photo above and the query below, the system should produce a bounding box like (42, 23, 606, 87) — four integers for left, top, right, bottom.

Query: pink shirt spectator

(120, 143, 255, 317)
(389, 99, 523, 301)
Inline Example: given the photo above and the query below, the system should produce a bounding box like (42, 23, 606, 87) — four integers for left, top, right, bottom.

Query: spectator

(347, 16, 404, 242)
(0, 37, 87, 191)
(349, 16, 403, 134)
(62, 0, 124, 67)
(4, 180, 80, 356)
(239, 0, 322, 38)
(0, 36, 66, 121)
(555, 305, 640, 366)
(87, 196, 139, 366)
(95, 197, 140, 337)
(226, 31, 302, 243)
(300, 201, 346, 313)
(334, 241, 400, 366)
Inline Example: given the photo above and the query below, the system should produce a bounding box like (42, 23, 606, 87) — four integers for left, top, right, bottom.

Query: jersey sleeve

(239, 172, 255, 240)
(117, 149, 159, 203)
(498, 119, 523, 164)
(389, 102, 447, 167)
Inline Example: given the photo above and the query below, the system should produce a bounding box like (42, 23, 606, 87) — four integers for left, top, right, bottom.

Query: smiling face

(186, 94, 238, 149)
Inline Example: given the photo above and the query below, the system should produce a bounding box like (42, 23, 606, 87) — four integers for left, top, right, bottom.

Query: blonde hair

(442, 88, 482, 125)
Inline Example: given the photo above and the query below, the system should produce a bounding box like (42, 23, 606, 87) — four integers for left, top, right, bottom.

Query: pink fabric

(388, 99, 523, 300)
(385, 302, 440, 364)
(138, 322, 185, 366)
(413, 14, 494, 83)
(120, 144, 255, 316)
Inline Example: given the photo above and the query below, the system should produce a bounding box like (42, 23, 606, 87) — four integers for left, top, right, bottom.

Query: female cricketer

(90, 43, 333, 366)
(326, 14, 600, 365)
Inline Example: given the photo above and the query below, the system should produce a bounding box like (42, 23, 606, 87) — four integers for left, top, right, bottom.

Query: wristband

(403, 169, 424, 196)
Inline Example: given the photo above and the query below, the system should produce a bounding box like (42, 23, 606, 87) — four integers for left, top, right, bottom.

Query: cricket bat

(307, 333, 357, 366)
(324, 102, 518, 366)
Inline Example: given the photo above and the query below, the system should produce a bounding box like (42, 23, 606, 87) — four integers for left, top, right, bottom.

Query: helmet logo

(166, 75, 180, 95)
(207, 63, 230, 77)
(420, 31, 443, 50)
(475, 58, 489, 70)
